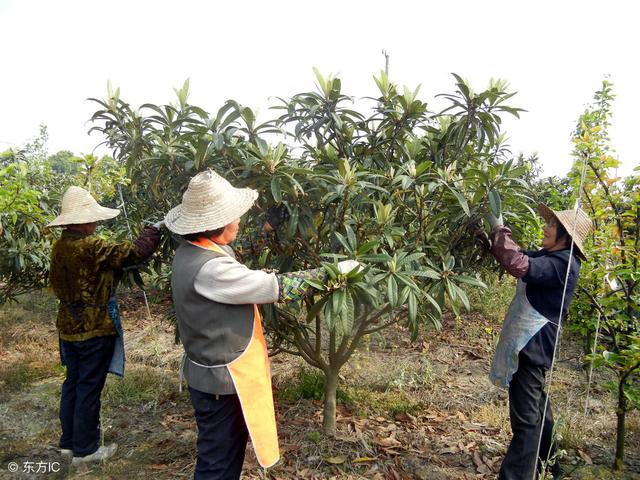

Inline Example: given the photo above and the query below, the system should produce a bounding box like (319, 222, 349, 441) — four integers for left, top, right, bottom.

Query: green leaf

(304, 278, 326, 291)
(455, 285, 470, 311)
(271, 177, 282, 203)
(307, 296, 328, 321)
(342, 292, 355, 334)
(323, 300, 335, 330)
(423, 292, 442, 315)
(356, 240, 378, 256)
(331, 289, 343, 318)
(406, 269, 441, 279)
(361, 253, 392, 263)
(408, 292, 417, 323)
(489, 189, 502, 217)
(449, 187, 470, 217)
(345, 224, 357, 250)
(397, 252, 425, 267)
(286, 207, 299, 238)
(387, 276, 398, 306)
(453, 275, 487, 288)
(312, 67, 327, 95)
(334, 232, 352, 253)
(256, 137, 269, 157)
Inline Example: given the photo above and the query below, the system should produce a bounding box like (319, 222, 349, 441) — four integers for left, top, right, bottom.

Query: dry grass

(472, 403, 511, 432)
(0, 290, 639, 479)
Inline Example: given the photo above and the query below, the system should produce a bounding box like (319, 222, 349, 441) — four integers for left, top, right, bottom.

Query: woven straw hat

(538, 203, 593, 260)
(47, 186, 120, 227)
(164, 170, 258, 235)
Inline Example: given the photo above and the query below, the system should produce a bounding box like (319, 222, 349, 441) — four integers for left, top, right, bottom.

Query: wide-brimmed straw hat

(47, 186, 120, 227)
(164, 170, 258, 235)
(538, 203, 593, 260)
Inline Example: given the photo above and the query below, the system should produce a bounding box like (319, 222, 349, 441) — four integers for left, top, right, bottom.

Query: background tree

(563, 80, 639, 471)
(48, 150, 78, 175)
(0, 126, 128, 304)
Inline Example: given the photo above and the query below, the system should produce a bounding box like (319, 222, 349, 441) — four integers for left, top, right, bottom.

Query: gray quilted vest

(171, 242, 254, 394)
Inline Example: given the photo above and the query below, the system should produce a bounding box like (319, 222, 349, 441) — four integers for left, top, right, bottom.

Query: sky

(0, 0, 638, 178)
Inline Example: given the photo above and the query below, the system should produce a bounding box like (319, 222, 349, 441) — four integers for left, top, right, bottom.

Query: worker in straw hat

(47, 186, 162, 466)
(475, 203, 593, 480)
(164, 170, 359, 479)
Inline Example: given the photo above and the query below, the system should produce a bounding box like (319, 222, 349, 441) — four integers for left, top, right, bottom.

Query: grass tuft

(103, 365, 177, 406)
(276, 368, 350, 404)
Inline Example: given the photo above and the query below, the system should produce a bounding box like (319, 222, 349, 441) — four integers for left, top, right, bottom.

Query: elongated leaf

(408, 292, 417, 323)
(387, 276, 398, 306)
(406, 269, 441, 279)
(342, 292, 355, 334)
(397, 252, 425, 267)
(286, 207, 299, 238)
(453, 275, 487, 288)
(399, 285, 411, 305)
(323, 300, 334, 330)
(356, 240, 379, 256)
(423, 292, 442, 315)
(271, 177, 282, 203)
(334, 231, 352, 253)
(332, 289, 344, 319)
(455, 284, 470, 311)
(307, 296, 329, 321)
(304, 278, 326, 291)
(361, 253, 392, 263)
(489, 189, 502, 217)
(449, 187, 470, 217)
(345, 224, 357, 250)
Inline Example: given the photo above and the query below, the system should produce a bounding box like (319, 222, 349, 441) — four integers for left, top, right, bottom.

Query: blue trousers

(59, 335, 116, 456)
(188, 387, 249, 480)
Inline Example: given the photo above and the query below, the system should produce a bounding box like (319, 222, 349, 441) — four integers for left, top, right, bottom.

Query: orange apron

(191, 239, 280, 468)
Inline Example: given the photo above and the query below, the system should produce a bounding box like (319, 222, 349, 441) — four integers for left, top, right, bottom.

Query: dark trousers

(188, 387, 249, 480)
(59, 335, 116, 456)
(499, 360, 560, 480)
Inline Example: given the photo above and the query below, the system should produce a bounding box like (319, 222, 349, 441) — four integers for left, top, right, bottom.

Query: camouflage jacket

(50, 227, 160, 341)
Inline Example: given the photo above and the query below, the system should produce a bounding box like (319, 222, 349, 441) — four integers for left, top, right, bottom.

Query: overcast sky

(0, 0, 637, 178)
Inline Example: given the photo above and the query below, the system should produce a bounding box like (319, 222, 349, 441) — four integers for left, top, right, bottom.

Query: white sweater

(194, 255, 280, 305)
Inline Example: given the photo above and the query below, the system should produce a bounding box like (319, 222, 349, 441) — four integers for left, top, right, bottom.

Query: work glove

(469, 217, 491, 251)
(337, 260, 362, 275)
(152, 220, 165, 230)
(264, 204, 290, 232)
(484, 212, 504, 232)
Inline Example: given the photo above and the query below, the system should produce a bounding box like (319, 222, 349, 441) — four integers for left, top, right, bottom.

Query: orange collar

(189, 238, 228, 256)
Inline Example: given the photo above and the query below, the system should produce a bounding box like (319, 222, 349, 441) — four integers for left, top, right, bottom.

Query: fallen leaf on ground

(439, 446, 459, 454)
(577, 448, 593, 464)
(376, 435, 402, 447)
(324, 456, 346, 464)
(353, 457, 377, 463)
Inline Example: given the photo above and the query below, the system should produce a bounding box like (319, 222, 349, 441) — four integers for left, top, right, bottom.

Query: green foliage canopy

(89, 71, 537, 433)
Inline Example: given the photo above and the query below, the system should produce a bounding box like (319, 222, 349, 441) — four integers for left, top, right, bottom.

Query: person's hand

(152, 220, 165, 230)
(337, 260, 361, 275)
(264, 204, 290, 232)
(484, 212, 503, 231)
(474, 228, 491, 250)
(469, 217, 491, 250)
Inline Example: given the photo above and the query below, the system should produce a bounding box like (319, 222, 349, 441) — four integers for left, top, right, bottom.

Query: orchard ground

(0, 280, 638, 480)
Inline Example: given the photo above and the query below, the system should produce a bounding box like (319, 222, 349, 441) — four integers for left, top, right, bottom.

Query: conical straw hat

(164, 170, 258, 235)
(47, 186, 120, 227)
(538, 203, 593, 261)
